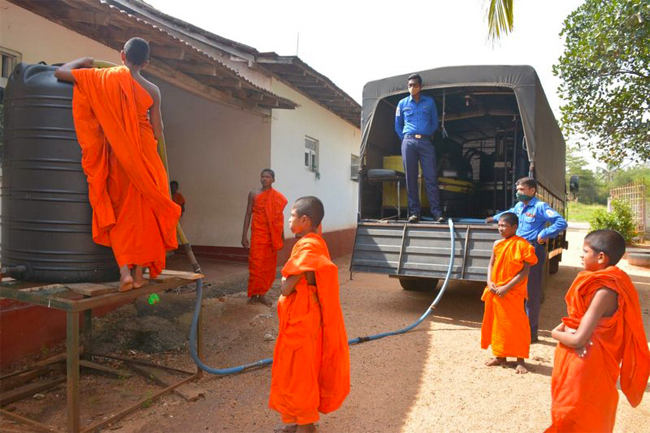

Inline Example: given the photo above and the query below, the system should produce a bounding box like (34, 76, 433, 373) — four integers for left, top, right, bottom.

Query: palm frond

(485, 0, 514, 43)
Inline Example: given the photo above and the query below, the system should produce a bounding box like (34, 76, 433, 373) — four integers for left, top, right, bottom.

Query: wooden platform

(0, 270, 205, 433)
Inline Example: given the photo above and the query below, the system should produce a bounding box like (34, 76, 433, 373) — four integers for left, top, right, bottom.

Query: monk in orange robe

(241, 169, 287, 306)
(546, 229, 650, 432)
(270, 196, 350, 433)
(482, 212, 537, 374)
(54, 38, 181, 291)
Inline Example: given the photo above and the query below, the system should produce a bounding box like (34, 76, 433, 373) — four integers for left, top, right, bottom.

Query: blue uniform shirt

(395, 94, 438, 140)
(494, 197, 568, 243)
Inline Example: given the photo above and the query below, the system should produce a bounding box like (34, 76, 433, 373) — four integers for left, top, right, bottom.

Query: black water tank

(1, 63, 119, 282)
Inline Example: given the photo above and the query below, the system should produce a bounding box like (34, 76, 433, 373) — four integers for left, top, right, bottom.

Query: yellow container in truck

(382, 155, 427, 209)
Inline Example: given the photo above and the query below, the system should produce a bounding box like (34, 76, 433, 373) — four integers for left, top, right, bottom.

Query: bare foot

(515, 358, 528, 374)
(119, 265, 134, 292)
(258, 294, 273, 307)
(296, 424, 317, 433)
(133, 266, 146, 289)
(247, 296, 258, 305)
(485, 357, 507, 367)
(274, 424, 297, 433)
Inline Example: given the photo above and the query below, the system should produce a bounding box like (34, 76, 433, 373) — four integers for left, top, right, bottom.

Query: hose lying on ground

(188, 219, 456, 375)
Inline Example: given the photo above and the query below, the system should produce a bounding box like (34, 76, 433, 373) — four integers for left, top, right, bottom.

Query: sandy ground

(2, 227, 649, 432)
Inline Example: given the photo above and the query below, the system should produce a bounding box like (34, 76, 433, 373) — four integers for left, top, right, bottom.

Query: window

(351, 154, 360, 181)
(304, 136, 319, 174)
(0, 48, 21, 88)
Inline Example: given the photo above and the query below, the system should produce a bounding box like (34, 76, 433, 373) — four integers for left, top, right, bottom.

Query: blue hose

(189, 219, 456, 375)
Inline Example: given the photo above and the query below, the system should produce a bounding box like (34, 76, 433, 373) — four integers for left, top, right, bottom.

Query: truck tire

(399, 277, 439, 291)
(549, 254, 561, 274)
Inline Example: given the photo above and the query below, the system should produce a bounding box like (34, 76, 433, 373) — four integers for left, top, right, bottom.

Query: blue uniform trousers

(401, 135, 442, 217)
(525, 243, 547, 338)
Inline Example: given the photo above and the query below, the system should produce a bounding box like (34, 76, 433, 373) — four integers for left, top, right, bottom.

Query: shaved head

(124, 37, 150, 66)
(499, 212, 518, 227)
(584, 229, 626, 266)
(293, 196, 324, 228)
(261, 168, 275, 179)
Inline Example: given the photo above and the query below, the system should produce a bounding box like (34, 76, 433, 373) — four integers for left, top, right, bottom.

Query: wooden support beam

(59, 9, 111, 26)
(165, 59, 218, 77)
(0, 376, 66, 406)
(150, 44, 185, 61)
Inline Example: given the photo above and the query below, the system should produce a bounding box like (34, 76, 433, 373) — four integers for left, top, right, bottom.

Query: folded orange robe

(546, 266, 650, 433)
(481, 235, 537, 359)
(71, 66, 180, 278)
(248, 187, 287, 297)
(269, 233, 350, 424)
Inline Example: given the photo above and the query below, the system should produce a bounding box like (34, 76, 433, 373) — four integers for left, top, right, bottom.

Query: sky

(145, 0, 595, 164)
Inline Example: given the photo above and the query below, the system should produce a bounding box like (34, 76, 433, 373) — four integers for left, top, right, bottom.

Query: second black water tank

(1, 63, 119, 282)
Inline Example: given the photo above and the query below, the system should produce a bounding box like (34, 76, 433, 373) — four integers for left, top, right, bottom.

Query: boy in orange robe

(270, 196, 350, 433)
(241, 169, 287, 306)
(546, 229, 650, 432)
(54, 38, 181, 291)
(481, 212, 538, 374)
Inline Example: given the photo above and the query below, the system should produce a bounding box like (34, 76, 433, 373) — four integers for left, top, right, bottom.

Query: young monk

(54, 37, 180, 291)
(241, 169, 287, 306)
(546, 229, 650, 432)
(481, 212, 538, 374)
(269, 196, 350, 433)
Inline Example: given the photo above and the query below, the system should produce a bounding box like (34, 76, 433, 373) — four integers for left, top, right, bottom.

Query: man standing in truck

(394, 74, 443, 223)
(485, 177, 567, 342)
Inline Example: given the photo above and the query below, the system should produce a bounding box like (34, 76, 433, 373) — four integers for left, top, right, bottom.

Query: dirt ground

(2, 227, 649, 432)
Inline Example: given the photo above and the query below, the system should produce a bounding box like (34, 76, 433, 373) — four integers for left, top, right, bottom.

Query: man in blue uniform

(486, 177, 567, 342)
(395, 74, 443, 223)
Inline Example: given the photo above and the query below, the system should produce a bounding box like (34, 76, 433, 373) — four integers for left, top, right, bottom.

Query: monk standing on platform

(241, 169, 287, 306)
(54, 37, 181, 291)
(481, 212, 537, 374)
(546, 230, 650, 432)
(270, 196, 350, 433)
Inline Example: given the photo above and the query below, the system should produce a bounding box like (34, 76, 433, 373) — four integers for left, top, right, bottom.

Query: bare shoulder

(493, 239, 503, 247)
(135, 75, 161, 101)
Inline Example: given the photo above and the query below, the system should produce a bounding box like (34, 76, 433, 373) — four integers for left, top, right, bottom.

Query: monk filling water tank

(1, 63, 119, 282)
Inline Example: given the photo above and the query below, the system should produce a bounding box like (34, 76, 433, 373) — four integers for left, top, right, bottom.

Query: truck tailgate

(351, 222, 499, 282)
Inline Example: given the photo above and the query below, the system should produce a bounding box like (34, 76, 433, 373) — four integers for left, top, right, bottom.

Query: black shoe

(434, 215, 445, 223)
(408, 214, 419, 223)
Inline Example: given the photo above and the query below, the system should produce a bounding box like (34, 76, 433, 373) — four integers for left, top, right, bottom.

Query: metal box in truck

(351, 65, 568, 292)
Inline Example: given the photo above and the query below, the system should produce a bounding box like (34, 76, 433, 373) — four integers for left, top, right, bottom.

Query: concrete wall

(155, 79, 271, 247)
(270, 78, 360, 235)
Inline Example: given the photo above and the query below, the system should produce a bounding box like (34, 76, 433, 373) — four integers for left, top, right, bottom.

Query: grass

(567, 201, 607, 223)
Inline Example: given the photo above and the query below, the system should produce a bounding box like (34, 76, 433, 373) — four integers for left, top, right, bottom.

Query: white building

(1, 0, 361, 264)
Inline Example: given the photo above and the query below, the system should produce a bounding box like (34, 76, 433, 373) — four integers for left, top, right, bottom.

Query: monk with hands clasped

(546, 229, 650, 432)
(481, 212, 538, 374)
(269, 196, 350, 433)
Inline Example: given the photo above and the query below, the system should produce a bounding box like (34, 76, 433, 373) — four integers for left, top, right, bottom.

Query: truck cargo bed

(351, 220, 499, 282)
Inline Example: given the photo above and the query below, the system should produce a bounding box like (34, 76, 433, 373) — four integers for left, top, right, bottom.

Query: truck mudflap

(350, 221, 500, 282)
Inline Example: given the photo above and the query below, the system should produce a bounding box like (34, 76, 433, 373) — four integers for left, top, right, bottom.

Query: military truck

(351, 66, 568, 291)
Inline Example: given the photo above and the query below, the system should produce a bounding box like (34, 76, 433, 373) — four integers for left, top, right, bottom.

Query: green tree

(566, 146, 607, 204)
(553, 0, 650, 165)
(484, 0, 514, 43)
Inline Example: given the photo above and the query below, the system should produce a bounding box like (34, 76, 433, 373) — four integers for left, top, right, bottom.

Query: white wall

(270, 78, 360, 233)
(0, 0, 120, 65)
(156, 79, 272, 246)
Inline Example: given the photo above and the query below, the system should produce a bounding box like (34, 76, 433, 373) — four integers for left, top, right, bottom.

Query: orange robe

(269, 233, 350, 424)
(546, 266, 650, 432)
(481, 235, 537, 359)
(247, 188, 287, 297)
(71, 66, 180, 278)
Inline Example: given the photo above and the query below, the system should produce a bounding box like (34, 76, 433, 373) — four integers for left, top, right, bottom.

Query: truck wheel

(549, 254, 561, 274)
(399, 277, 439, 291)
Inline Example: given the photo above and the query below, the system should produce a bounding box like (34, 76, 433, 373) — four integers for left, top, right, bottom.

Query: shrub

(589, 199, 637, 243)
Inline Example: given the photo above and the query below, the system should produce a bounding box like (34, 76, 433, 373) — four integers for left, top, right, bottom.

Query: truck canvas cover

(360, 65, 566, 199)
